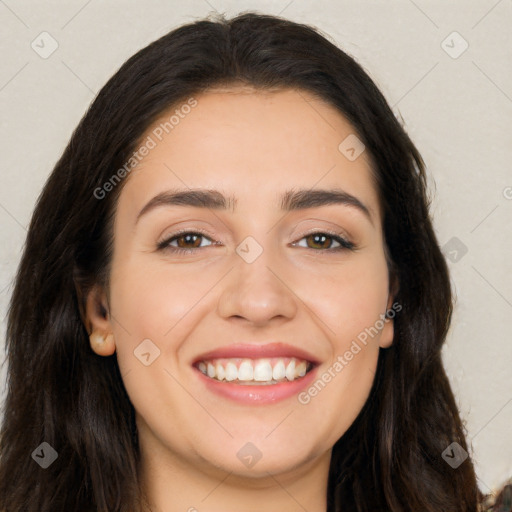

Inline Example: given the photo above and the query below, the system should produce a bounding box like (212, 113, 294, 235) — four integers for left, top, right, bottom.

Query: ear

(379, 274, 399, 349)
(85, 284, 116, 356)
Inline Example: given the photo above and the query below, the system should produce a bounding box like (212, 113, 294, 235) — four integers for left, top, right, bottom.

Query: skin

(86, 86, 395, 512)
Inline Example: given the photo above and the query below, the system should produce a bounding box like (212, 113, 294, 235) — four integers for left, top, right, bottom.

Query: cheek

(301, 345, 379, 448)
(288, 250, 388, 422)
(107, 258, 226, 392)
(109, 259, 212, 338)
(301, 252, 390, 345)
(106, 261, 203, 427)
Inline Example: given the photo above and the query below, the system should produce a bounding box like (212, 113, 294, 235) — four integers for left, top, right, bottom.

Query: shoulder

(479, 478, 512, 512)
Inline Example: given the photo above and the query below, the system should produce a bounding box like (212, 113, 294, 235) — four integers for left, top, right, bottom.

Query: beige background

(0, 0, 511, 496)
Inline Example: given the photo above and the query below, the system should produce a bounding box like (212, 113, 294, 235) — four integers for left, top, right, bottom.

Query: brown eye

(294, 231, 355, 252)
(174, 233, 204, 249)
(305, 233, 334, 250)
(157, 231, 215, 253)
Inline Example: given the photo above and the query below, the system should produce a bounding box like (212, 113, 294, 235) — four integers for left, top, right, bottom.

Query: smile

(195, 357, 313, 385)
(191, 342, 320, 403)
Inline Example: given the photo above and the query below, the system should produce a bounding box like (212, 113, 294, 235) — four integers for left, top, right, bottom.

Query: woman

(0, 11, 481, 511)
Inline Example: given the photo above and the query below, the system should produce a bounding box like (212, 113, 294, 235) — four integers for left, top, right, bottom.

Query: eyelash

(156, 229, 356, 255)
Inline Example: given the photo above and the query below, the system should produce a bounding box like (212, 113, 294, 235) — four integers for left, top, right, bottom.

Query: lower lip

(194, 365, 320, 404)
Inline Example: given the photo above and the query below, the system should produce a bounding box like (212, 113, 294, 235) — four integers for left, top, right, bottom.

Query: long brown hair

(0, 12, 480, 511)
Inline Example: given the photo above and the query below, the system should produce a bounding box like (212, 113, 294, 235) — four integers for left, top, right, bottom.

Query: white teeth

(196, 356, 312, 384)
(238, 360, 254, 381)
(215, 362, 225, 381)
(254, 361, 273, 381)
(272, 360, 286, 380)
(225, 362, 238, 381)
(285, 360, 296, 381)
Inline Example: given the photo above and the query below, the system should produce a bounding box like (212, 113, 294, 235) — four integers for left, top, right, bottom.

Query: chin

(198, 438, 321, 479)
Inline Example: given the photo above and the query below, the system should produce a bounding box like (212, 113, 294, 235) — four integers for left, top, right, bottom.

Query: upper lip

(192, 342, 320, 365)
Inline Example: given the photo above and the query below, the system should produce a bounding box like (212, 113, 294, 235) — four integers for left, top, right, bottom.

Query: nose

(216, 243, 298, 327)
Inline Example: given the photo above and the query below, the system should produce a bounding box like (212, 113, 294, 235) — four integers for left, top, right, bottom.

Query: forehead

(118, 86, 380, 222)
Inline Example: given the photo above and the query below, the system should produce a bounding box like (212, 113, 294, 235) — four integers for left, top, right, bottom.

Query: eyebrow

(136, 187, 374, 225)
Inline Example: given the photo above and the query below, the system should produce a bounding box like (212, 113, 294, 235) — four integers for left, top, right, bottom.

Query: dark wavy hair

(0, 11, 480, 512)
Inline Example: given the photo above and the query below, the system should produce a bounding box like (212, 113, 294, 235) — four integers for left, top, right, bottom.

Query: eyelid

(157, 226, 218, 243)
(157, 227, 356, 254)
(296, 227, 352, 242)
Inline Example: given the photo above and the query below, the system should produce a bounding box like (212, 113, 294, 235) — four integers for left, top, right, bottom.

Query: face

(87, 87, 394, 480)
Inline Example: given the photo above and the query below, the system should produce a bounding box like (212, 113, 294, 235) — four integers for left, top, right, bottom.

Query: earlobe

(378, 293, 396, 349)
(85, 285, 116, 356)
(378, 272, 400, 349)
(89, 331, 116, 356)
